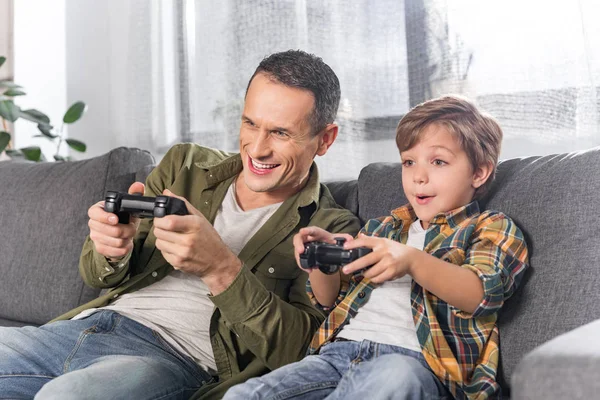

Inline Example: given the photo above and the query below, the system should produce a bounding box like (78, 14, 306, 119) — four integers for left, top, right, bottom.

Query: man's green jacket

(54, 143, 361, 399)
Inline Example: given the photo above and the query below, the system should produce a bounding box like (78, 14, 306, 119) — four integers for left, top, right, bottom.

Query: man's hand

(292, 226, 354, 271)
(88, 182, 145, 261)
(153, 189, 242, 294)
(341, 233, 417, 284)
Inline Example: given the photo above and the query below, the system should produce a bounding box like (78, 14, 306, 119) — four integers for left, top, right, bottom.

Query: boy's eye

(433, 159, 446, 166)
(402, 160, 414, 167)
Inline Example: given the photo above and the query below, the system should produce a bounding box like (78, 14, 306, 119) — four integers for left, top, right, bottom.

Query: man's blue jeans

(224, 339, 450, 400)
(0, 310, 213, 400)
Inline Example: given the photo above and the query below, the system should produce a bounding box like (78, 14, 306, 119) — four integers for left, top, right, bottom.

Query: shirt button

(151, 271, 158, 278)
(358, 291, 366, 299)
(268, 267, 275, 274)
(209, 173, 213, 178)
(204, 201, 209, 205)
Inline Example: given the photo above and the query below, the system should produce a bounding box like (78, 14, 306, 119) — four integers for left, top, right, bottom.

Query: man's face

(238, 73, 334, 201)
(400, 124, 489, 229)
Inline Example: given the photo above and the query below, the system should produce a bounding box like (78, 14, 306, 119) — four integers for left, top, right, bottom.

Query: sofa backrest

(330, 146, 600, 393)
(0, 147, 154, 326)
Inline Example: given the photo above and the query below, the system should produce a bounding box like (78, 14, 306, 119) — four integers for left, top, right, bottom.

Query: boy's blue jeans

(0, 310, 212, 400)
(224, 339, 450, 400)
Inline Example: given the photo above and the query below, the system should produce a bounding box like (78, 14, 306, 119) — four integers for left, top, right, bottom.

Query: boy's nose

(413, 166, 428, 184)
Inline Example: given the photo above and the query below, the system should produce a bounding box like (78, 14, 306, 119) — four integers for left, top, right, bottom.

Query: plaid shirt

(307, 201, 529, 399)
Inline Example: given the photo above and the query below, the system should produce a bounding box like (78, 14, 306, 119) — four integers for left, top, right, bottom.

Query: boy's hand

(341, 234, 417, 284)
(292, 226, 354, 271)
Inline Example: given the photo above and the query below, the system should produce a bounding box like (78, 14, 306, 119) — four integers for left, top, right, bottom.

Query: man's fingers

(89, 201, 119, 225)
(153, 214, 202, 233)
(153, 226, 186, 244)
(93, 241, 133, 259)
(128, 182, 145, 195)
(163, 189, 199, 216)
(88, 219, 136, 239)
(90, 231, 132, 249)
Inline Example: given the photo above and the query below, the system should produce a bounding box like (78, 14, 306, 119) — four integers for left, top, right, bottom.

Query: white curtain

(100, 0, 600, 180)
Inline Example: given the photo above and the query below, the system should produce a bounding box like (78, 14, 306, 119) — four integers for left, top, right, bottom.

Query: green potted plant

(0, 56, 88, 161)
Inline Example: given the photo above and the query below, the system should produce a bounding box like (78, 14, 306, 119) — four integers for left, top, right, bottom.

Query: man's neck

(234, 174, 305, 211)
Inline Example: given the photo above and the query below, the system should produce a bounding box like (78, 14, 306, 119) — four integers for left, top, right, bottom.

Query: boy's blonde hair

(395, 95, 503, 198)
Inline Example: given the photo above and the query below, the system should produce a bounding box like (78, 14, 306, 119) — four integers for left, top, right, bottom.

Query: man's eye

(244, 120, 256, 127)
(273, 130, 287, 137)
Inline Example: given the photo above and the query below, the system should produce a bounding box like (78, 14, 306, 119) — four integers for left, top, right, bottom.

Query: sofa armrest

(511, 319, 600, 399)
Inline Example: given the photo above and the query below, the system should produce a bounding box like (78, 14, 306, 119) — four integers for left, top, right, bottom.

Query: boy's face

(400, 124, 491, 229)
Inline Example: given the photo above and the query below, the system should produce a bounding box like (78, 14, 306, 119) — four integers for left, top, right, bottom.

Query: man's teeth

(252, 159, 278, 169)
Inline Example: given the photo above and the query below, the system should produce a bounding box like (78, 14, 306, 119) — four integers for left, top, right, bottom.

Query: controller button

(151, 271, 158, 278)
(268, 267, 275, 274)
(358, 291, 366, 299)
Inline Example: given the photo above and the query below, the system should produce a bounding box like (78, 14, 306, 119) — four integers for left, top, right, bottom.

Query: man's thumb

(128, 182, 146, 195)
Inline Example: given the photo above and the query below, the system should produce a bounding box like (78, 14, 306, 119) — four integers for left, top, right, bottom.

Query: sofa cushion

(0, 147, 154, 326)
(355, 146, 600, 393)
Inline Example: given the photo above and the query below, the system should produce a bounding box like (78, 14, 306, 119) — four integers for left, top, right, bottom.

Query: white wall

(13, 0, 67, 159)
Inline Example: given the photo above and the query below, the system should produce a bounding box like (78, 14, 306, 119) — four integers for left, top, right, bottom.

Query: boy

(224, 95, 529, 399)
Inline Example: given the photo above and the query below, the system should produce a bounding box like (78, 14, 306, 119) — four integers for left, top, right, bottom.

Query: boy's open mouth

(416, 194, 434, 205)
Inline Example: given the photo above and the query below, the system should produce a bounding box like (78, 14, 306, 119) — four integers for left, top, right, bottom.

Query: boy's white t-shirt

(336, 220, 427, 351)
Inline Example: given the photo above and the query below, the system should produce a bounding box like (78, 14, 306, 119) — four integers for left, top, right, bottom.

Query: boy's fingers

(341, 251, 380, 275)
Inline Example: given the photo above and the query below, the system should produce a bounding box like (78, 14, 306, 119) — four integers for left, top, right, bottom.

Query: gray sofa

(1, 145, 599, 399)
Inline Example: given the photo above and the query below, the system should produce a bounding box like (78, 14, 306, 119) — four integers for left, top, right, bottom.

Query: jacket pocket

(253, 251, 300, 301)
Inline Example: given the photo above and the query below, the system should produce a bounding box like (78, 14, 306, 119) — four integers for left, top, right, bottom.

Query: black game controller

(299, 237, 372, 274)
(104, 191, 188, 224)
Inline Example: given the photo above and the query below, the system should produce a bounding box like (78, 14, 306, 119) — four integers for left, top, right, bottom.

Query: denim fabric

(224, 339, 450, 400)
(0, 310, 213, 400)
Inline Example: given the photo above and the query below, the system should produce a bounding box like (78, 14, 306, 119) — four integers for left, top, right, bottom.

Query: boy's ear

(472, 161, 494, 189)
(316, 123, 338, 157)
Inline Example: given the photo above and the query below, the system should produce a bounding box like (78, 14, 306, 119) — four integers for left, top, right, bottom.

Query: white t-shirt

(74, 183, 282, 374)
(336, 220, 427, 351)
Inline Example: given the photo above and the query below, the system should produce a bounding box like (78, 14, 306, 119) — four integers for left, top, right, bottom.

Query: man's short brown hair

(395, 95, 503, 198)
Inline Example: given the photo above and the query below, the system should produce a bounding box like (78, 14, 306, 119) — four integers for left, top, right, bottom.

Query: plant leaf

(63, 101, 87, 124)
(20, 109, 51, 125)
(20, 146, 42, 162)
(37, 123, 58, 138)
(0, 131, 10, 153)
(0, 80, 21, 89)
(66, 138, 86, 152)
(0, 56, 5, 69)
(3, 89, 26, 97)
(5, 149, 23, 158)
(0, 100, 20, 122)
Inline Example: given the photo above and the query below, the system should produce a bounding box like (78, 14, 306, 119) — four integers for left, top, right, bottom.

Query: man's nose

(249, 130, 271, 158)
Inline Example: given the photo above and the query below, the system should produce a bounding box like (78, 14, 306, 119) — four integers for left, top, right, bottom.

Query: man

(0, 50, 360, 400)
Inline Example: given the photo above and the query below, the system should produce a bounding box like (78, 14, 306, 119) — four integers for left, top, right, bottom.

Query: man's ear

(472, 161, 494, 189)
(316, 124, 338, 156)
